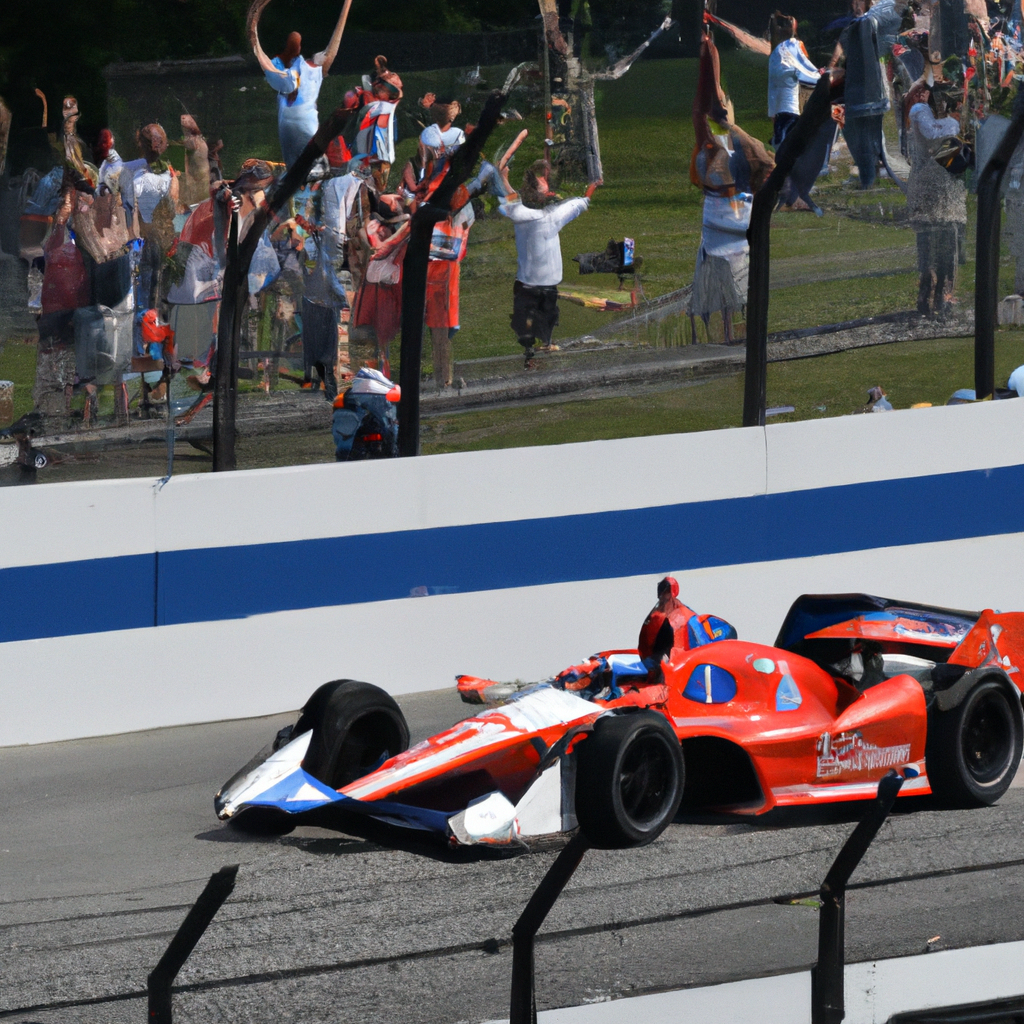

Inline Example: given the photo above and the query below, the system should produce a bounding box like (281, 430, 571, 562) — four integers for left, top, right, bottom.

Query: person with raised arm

(248, 0, 352, 168)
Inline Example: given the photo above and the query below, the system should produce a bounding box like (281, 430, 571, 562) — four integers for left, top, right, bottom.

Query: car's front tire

(927, 678, 1023, 807)
(298, 679, 410, 790)
(575, 711, 684, 848)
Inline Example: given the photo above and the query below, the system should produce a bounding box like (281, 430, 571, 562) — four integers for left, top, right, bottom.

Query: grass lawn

(422, 332, 1024, 454)
(0, 337, 38, 424)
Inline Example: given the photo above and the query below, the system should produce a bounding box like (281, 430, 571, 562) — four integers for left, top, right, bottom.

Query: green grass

(0, 338, 38, 425)
(422, 332, 1024, 454)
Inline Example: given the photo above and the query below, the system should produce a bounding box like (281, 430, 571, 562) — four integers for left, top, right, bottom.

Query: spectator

(498, 160, 599, 368)
(905, 80, 966, 315)
(249, 1, 349, 168)
(768, 14, 821, 149)
(833, 0, 910, 188)
(688, 31, 775, 343)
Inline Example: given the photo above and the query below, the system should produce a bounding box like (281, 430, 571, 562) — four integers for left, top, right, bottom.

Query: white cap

(350, 367, 396, 395)
(419, 124, 466, 153)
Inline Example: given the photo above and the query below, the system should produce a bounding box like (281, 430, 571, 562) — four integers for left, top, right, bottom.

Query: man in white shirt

(498, 161, 599, 367)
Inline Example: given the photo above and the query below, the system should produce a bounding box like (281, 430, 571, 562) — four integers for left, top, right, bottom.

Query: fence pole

(211, 107, 349, 471)
(397, 90, 506, 457)
(812, 771, 904, 1024)
(974, 98, 1024, 401)
(147, 864, 238, 1024)
(510, 832, 590, 1024)
(744, 72, 842, 428)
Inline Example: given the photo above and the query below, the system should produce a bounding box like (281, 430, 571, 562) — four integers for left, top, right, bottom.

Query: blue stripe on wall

(0, 554, 157, 643)
(2, 463, 1021, 643)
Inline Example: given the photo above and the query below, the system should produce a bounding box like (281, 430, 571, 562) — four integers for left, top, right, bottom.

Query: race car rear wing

(775, 594, 980, 656)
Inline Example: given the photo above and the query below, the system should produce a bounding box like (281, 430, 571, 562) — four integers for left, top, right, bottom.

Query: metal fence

(3, 43, 1024, 484)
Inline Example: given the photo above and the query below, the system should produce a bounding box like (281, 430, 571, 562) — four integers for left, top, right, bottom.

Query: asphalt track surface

(3, 689, 1024, 1024)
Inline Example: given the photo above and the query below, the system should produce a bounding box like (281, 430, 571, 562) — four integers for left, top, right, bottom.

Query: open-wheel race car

(215, 590, 1024, 850)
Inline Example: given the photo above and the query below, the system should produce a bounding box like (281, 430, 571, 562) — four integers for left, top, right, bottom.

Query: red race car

(216, 587, 1024, 850)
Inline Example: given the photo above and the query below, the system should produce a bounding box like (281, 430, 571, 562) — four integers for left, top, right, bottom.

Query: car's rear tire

(298, 680, 410, 790)
(927, 678, 1023, 807)
(575, 711, 684, 849)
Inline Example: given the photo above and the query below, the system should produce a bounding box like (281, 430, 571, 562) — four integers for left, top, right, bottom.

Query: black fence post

(812, 771, 904, 1024)
(147, 864, 238, 1024)
(510, 832, 590, 1024)
(975, 99, 1024, 401)
(212, 211, 241, 471)
(398, 90, 506, 457)
(744, 72, 842, 428)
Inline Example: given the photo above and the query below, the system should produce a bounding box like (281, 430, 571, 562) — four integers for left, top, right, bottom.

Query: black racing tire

(575, 711, 684, 849)
(297, 679, 410, 790)
(926, 678, 1023, 808)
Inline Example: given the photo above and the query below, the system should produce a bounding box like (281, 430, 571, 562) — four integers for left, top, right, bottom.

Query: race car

(215, 592, 1024, 850)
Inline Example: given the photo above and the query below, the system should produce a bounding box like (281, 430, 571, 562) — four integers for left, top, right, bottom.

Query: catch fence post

(147, 864, 238, 1024)
(397, 90, 506, 457)
(510, 832, 590, 1024)
(744, 72, 841, 428)
(974, 99, 1024, 401)
(211, 106, 348, 471)
(812, 771, 904, 1024)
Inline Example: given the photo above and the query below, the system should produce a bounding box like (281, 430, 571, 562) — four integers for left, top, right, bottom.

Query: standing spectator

(425, 202, 472, 389)
(352, 194, 409, 376)
(688, 31, 775, 343)
(353, 56, 404, 182)
(33, 188, 86, 428)
(498, 160, 599, 368)
(92, 129, 123, 195)
(768, 13, 832, 213)
(834, 0, 910, 188)
(419, 117, 472, 391)
(122, 123, 179, 316)
(249, 1, 349, 169)
(768, 14, 821, 149)
(905, 80, 966, 315)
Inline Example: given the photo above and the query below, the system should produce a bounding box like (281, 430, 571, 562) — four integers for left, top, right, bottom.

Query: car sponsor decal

(772, 772, 930, 803)
(816, 730, 911, 778)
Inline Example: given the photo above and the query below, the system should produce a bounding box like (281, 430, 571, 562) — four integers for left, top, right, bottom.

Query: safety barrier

(2, 396, 1023, 746)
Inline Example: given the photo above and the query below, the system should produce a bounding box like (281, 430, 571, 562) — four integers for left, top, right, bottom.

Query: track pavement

(2, 688, 1023, 1023)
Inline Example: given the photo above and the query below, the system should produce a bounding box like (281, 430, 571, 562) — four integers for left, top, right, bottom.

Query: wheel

(926, 678, 1023, 807)
(297, 679, 410, 790)
(575, 711, 684, 849)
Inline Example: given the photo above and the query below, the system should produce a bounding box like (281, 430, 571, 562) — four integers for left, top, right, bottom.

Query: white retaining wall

(516, 940, 1024, 1023)
(2, 398, 1023, 747)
